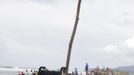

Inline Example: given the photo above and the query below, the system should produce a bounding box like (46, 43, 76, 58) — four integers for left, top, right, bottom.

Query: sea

(0, 67, 37, 75)
(0, 71, 17, 75)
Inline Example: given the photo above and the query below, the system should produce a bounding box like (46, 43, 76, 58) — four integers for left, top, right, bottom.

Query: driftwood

(65, 0, 82, 75)
(88, 68, 130, 75)
(75, 67, 130, 75)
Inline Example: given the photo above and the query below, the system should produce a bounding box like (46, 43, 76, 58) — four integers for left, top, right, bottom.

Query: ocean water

(0, 71, 17, 75)
(0, 67, 37, 75)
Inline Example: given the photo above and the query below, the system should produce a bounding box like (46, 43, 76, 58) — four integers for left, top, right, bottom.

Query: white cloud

(103, 45, 122, 54)
(125, 35, 134, 49)
(99, 35, 134, 67)
(0, 0, 134, 71)
(0, 0, 70, 68)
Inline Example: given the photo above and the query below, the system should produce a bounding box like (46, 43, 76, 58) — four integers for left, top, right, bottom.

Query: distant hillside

(0, 66, 14, 69)
(115, 65, 134, 73)
(0, 66, 38, 70)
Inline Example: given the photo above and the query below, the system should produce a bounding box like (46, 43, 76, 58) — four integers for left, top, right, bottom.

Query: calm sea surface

(0, 71, 17, 75)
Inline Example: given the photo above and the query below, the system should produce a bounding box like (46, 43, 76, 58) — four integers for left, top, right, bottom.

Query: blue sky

(0, 0, 134, 71)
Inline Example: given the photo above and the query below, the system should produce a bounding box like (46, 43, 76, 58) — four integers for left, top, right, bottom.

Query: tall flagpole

(65, 0, 82, 75)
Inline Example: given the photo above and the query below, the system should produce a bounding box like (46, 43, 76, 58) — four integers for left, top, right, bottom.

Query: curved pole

(65, 0, 82, 75)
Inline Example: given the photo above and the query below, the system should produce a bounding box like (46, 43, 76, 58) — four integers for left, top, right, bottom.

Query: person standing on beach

(85, 63, 89, 75)
(21, 72, 25, 75)
(25, 70, 29, 75)
(74, 68, 78, 75)
(17, 71, 21, 75)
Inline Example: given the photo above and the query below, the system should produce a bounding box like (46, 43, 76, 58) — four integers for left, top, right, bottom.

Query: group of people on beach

(71, 63, 115, 75)
(16, 63, 116, 75)
(17, 69, 38, 75)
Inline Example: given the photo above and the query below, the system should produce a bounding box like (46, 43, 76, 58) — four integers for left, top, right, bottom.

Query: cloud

(125, 35, 134, 49)
(0, 0, 134, 70)
(99, 35, 134, 67)
(32, 0, 59, 4)
(0, 0, 71, 68)
(103, 45, 121, 54)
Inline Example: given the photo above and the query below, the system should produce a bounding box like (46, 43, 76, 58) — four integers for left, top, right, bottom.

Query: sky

(0, 0, 134, 71)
